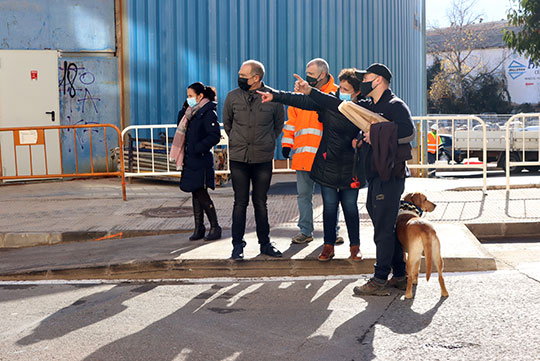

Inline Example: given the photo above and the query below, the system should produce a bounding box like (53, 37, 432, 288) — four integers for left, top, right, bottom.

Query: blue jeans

(230, 161, 273, 246)
(296, 170, 315, 236)
(320, 185, 359, 246)
(366, 176, 406, 281)
(297, 171, 341, 237)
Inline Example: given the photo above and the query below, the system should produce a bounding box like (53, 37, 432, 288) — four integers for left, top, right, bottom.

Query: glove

(282, 147, 291, 159)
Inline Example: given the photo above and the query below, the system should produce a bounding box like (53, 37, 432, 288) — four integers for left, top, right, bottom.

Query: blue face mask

(339, 92, 352, 101)
(187, 97, 198, 108)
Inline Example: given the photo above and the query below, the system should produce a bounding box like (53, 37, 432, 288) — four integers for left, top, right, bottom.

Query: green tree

(428, 57, 512, 114)
(467, 72, 513, 114)
(503, 0, 540, 65)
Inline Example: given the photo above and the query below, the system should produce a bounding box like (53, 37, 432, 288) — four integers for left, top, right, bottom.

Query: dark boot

(189, 197, 205, 241)
(202, 201, 222, 241)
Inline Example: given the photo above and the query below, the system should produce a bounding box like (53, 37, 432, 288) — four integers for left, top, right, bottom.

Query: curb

(0, 230, 190, 249)
(451, 183, 540, 192)
(0, 256, 497, 281)
(467, 222, 540, 240)
(3, 221, 539, 248)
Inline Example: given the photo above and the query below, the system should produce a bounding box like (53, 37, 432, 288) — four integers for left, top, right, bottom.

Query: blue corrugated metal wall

(127, 0, 426, 131)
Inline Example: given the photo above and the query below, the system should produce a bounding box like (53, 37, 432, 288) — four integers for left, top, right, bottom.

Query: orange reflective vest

(281, 75, 338, 171)
(427, 131, 441, 154)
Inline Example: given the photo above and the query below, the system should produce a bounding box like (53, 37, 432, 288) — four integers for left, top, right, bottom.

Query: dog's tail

(422, 230, 433, 282)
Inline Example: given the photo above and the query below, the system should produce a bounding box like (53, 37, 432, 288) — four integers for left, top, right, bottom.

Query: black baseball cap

(359, 63, 392, 82)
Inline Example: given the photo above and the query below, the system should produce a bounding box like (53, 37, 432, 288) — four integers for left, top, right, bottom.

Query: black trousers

(428, 152, 436, 176)
(366, 176, 406, 281)
(230, 160, 273, 246)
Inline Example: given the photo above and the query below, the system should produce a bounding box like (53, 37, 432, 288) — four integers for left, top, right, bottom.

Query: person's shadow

(331, 291, 448, 360)
(17, 284, 158, 346)
(82, 279, 355, 361)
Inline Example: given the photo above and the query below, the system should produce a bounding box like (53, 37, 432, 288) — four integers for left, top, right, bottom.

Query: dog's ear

(404, 193, 413, 203)
(412, 193, 423, 206)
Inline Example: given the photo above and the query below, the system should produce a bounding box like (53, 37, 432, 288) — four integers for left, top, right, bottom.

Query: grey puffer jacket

(223, 83, 285, 163)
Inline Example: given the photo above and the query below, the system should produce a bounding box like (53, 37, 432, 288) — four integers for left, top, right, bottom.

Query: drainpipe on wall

(116, 0, 127, 131)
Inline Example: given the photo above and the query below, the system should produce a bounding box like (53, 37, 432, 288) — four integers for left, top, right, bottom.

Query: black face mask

(359, 80, 374, 97)
(305, 74, 321, 87)
(238, 77, 251, 91)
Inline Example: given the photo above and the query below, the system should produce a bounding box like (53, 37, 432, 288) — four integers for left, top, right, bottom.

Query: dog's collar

(399, 201, 423, 217)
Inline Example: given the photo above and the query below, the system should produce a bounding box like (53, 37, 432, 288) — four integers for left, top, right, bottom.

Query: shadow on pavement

(17, 284, 158, 346)
(81, 280, 355, 361)
(345, 293, 448, 360)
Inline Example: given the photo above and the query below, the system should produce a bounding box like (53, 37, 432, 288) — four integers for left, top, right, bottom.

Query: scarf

(170, 98, 209, 170)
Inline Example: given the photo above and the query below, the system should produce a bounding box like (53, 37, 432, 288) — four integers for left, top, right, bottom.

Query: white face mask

(187, 97, 198, 108)
(339, 92, 352, 101)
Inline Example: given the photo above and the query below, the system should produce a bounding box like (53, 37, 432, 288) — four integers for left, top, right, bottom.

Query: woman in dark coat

(259, 69, 366, 262)
(174, 82, 222, 241)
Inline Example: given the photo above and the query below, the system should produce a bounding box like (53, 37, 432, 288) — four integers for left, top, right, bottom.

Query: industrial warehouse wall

(0, 0, 120, 173)
(126, 0, 426, 136)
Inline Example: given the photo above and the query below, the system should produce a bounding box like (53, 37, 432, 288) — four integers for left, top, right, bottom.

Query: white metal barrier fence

(121, 124, 294, 180)
(122, 117, 493, 193)
(410, 115, 488, 192)
(121, 124, 230, 178)
(505, 113, 540, 190)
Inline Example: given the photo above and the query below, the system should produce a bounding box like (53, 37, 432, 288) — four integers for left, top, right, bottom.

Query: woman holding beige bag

(258, 69, 366, 262)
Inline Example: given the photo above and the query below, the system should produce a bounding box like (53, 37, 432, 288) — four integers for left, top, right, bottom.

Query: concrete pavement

(1, 172, 540, 279)
(1, 270, 539, 360)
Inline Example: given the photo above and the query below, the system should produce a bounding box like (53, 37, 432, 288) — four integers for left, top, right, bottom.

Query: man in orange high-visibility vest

(427, 124, 442, 177)
(281, 58, 342, 244)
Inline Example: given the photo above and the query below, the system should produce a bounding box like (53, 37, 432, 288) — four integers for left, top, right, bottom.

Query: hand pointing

(293, 73, 312, 95)
(257, 90, 274, 103)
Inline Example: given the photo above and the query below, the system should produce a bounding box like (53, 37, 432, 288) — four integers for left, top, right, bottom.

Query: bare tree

(429, 0, 507, 104)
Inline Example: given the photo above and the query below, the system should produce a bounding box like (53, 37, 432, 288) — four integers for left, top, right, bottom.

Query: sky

(426, 0, 514, 29)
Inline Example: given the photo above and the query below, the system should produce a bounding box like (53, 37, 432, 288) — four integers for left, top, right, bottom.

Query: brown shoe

(349, 245, 362, 262)
(318, 244, 335, 262)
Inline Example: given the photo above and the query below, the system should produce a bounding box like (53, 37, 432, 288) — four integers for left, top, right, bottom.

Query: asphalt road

(1, 240, 539, 361)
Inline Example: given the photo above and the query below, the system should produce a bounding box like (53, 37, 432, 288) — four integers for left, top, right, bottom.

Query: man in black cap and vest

(351, 63, 416, 296)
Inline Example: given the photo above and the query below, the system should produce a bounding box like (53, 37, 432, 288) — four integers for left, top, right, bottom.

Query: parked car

(472, 123, 502, 131)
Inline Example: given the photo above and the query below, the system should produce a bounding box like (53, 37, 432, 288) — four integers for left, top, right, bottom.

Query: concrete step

(0, 224, 496, 280)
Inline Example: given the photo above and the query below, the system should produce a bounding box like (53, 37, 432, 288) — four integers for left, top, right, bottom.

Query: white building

(427, 21, 540, 105)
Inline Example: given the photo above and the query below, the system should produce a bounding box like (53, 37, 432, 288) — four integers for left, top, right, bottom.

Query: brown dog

(396, 192, 449, 299)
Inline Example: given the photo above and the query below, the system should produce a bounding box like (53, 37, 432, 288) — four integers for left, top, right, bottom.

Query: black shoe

(189, 226, 205, 241)
(260, 242, 282, 257)
(231, 241, 246, 260)
(204, 226, 222, 241)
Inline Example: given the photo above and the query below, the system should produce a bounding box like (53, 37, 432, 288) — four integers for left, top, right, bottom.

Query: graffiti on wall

(58, 60, 110, 172)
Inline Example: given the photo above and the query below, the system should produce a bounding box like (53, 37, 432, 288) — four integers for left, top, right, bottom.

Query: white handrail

(505, 113, 540, 190)
(121, 124, 293, 179)
(410, 115, 488, 193)
(124, 112, 528, 195)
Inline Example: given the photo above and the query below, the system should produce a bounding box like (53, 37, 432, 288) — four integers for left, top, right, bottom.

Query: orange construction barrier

(0, 124, 126, 200)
